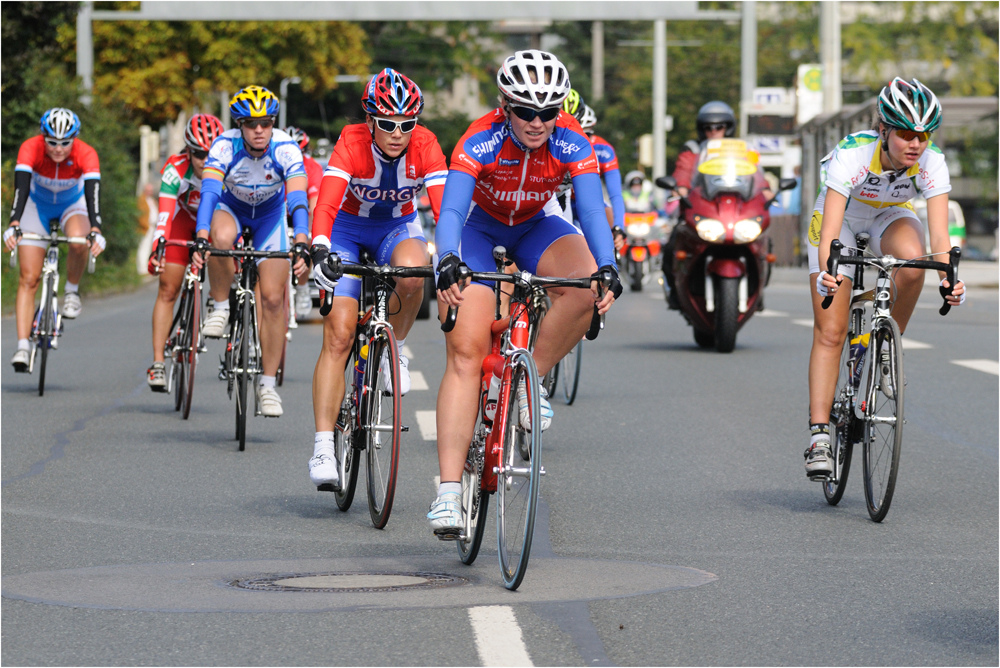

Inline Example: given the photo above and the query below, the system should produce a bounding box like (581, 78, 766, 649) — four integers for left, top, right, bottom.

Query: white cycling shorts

(17, 195, 88, 249)
(806, 204, 922, 275)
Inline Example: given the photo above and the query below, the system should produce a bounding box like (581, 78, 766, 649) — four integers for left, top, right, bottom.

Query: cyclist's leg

(206, 207, 239, 304)
(14, 199, 49, 341)
(376, 218, 429, 342)
(60, 198, 90, 287)
(872, 208, 925, 334)
(313, 295, 359, 431)
(151, 263, 186, 362)
(256, 257, 290, 377)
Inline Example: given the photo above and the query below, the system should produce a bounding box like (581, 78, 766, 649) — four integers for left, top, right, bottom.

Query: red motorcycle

(657, 139, 795, 352)
(619, 211, 664, 292)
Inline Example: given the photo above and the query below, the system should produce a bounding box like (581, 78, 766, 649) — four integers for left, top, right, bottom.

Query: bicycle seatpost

(821, 240, 843, 310)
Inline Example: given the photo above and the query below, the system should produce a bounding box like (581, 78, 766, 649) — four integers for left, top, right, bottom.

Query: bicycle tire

(170, 287, 188, 411)
(181, 281, 200, 420)
(458, 427, 489, 565)
(37, 278, 54, 397)
(277, 280, 289, 387)
(862, 318, 903, 522)
(562, 340, 583, 405)
(236, 297, 250, 451)
(364, 327, 401, 529)
(496, 349, 542, 591)
(824, 334, 854, 505)
(335, 344, 360, 511)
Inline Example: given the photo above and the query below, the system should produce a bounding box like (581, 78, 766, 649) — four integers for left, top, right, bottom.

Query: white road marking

(408, 370, 429, 391)
(756, 309, 789, 317)
(415, 410, 436, 441)
(952, 359, 1000, 376)
(793, 319, 814, 327)
(401, 345, 414, 358)
(901, 338, 931, 350)
(468, 606, 533, 667)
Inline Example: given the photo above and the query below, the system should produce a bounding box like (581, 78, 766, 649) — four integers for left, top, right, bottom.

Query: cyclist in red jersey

(306, 68, 448, 489)
(144, 114, 224, 390)
(283, 126, 324, 321)
(4, 108, 105, 371)
(427, 50, 621, 534)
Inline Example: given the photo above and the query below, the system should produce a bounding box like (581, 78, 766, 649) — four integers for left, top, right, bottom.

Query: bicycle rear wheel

(458, 424, 489, 565)
(496, 349, 542, 590)
(181, 281, 200, 420)
(824, 334, 854, 505)
(235, 299, 251, 451)
(364, 327, 401, 529)
(862, 318, 903, 522)
(335, 343, 360, 511)
(562, 340, 583, 405)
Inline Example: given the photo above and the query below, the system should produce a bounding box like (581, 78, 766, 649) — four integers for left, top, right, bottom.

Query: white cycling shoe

(517, 382, 553, 432)
(308, 452, 340, 487)
(379, 352, 411, 396)
(256, 385, 283, 417)
(203, 308, 229, 338)
(427, 492, 462, 536)
(11, 349, 30, 373)
(62, 292, 82, 319)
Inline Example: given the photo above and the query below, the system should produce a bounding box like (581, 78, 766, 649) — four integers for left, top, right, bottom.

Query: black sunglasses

(704, 123, 728, 132)
(508, 105, 560, 123)
(44, 137, 74, 147)
(373, 118, 417, 134)
(189, 148, 209, 160)
(240, 118, 275, 130)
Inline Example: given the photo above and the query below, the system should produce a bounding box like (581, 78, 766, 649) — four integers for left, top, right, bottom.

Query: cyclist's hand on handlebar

(939, 278, 966, 306)
(436, 253, 467, 307)
(291, 241, 311, 279)
(148, 236, 166, 274)
(190, 236, 211, 270)
(591, 264, 622, 314)
(309, 241, 340, 292)
(3, 224, 21, 252)
(87, 229, 106, 257)
(815, 270, 842, 298)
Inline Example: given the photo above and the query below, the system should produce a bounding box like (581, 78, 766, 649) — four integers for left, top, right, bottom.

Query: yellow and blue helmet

(229, 85, 280, 121)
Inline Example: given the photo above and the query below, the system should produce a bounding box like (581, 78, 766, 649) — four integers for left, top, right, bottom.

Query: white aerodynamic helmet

(579, 104, 597, 130)
(497, 50, 571, 109)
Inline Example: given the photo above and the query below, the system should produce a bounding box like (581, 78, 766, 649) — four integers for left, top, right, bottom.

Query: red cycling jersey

(312, 123, 448, 240)
(303, 155, 323, 201)
(15, 135, 101, 207)
(589, 133, 619, 174)
(449, 109, 598, 226)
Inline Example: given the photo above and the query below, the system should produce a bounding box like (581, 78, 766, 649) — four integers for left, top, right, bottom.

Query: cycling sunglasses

(373, 117, 417, 134)
(240, 118, 275, 130)
(189, 148, 209, 160)
(44, 137, 74, 148)
(508, 105, 560, 123)
(894, 128, 930, 142)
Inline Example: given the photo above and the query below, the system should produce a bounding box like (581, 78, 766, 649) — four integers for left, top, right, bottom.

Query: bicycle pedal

(435, 530, 461, 541)
(401, 425, 409, 433)
(316, 483, 341, 493)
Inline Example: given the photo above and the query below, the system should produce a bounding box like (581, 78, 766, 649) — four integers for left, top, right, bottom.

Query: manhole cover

(229, 571, 468, 593)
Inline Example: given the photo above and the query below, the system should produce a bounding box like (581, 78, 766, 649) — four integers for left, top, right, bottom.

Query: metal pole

(591, 21, 604, 102)
(76, 1, 94, 107)
(821, 1, 842, 114)
(652, 20, 666, 178)
(279, 76, 301, 129)
(739, 0, 757, 136)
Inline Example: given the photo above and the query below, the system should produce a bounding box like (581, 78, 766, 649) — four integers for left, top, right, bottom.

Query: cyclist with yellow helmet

(191, 85, 311, 418)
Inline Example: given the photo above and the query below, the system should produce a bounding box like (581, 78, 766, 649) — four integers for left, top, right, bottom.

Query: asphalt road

(2, 264, 997, 666)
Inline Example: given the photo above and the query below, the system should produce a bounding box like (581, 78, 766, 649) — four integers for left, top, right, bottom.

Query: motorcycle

(619, 211, 666, 292)
(656, 139, 795, 353)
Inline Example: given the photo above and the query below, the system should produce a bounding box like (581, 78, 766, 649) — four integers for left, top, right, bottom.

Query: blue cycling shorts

(216, 201, 288, 261)
(329, 212, 426, 301)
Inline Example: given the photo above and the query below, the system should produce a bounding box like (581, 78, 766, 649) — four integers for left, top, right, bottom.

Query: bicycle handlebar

(9, 231, 94, 270)
(319, 259, 435, 317)
(822, 239, 961, 315)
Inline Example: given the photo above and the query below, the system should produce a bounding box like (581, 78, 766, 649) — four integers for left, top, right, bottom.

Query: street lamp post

(279, 76, 301, 129)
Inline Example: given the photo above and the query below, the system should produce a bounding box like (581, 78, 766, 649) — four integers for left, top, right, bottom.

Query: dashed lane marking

(469, 605, 533, 667)
(415, 410, 436, 441)
(409, 370, 429, 391)
(756, 309, 789, 317)
(901, 338, 932, 350)
(952, 359, 1000, 376)
(793, 319, 814, 327)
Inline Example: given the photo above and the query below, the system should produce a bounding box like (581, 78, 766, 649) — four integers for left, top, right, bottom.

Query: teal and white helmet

(877, 77, 942, 133)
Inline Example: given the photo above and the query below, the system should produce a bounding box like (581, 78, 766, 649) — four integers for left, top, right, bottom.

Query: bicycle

(156, 240, 205, 419)
(8, 230, 95, 396)
(820, 234, 960, 522)
(440, 246, 607, 590)
(319, 253, 435, 529)
(209, 228, 300, 451)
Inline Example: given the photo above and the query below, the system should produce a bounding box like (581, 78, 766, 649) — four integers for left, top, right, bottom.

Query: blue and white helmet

(40, 108, 81, 139)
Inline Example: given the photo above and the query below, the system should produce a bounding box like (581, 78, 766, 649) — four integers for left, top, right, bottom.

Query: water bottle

(849, 332, 869, 387)
(355, 343, 369, 395)
(481, 353, 504, 423)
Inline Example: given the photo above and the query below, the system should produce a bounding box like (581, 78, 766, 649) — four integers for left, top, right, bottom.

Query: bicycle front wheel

(496, 349, 542, 590)
(824, 333, 854, 505)
(562, 340, 583, 405)
(37, 283, 54, 397)
(862, 318, 903, 522)
(364, 327, 401, 529)
(335, 343, 360, 511)
(235, 300, 251, 451)
(458, 424, 489, 565)
(181, 281, 200, 420)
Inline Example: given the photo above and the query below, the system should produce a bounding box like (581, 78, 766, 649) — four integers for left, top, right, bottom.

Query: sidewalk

(771, 260, 998, 289)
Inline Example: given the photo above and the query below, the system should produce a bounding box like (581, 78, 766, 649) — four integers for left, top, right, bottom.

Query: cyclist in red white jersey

(4, 108, 106, 372)
(144, 114, 225, 390)
(428, 50, 621, 534)
(306, 68, 447, 488)
(284, 126, 324, 215)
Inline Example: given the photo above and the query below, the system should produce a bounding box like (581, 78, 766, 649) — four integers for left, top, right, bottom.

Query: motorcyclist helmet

(229, 85, 279, 121)
(497, 50, 571, 109)
(184, 114, 225, 152)
(563, 88, 584, 117)
(283, 126, 310, 152)
(579, 104, 597, 131)
(362, 68, 424, 117)
(696, 101, 736, 141)
(877, 77, 942, 133)
(40, 108, 81, 139)
(624, 170, 646, 189)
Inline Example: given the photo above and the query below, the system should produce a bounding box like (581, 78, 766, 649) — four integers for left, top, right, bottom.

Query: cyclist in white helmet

(804, 77, 965, 478)
(428, 50, 621, 536)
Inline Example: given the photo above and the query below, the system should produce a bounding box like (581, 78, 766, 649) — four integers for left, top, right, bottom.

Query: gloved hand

(309, 242, 340, 293)
(436, 253, 466, 293)
(292, 241, 311, 267)
(939, 278, 966, 306)
(815, 270, 841, 298)
(87, 230, 106, 255)
(147, 236, 166, 274)
(3, 225, 21, 251)
(593, 264, 623, 299)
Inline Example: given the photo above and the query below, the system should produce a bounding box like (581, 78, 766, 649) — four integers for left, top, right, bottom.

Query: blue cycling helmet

(229, 85, 280, 121)
(40, 108, 81, 139)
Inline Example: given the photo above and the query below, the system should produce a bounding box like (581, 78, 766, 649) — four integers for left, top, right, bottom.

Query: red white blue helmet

(283, 126, 310, 151)
(362, 68, 424, 117)
(184, 114, 225, 151)
(40, 108, 81, 139)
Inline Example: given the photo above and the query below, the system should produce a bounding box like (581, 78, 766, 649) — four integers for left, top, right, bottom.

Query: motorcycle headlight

(695, 218, 726, 243)
(626, 222, 651, 238)
(733, 219, 762, 243)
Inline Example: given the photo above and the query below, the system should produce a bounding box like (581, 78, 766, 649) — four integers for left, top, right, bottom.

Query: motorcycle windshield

(694, 139, 761, 202)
